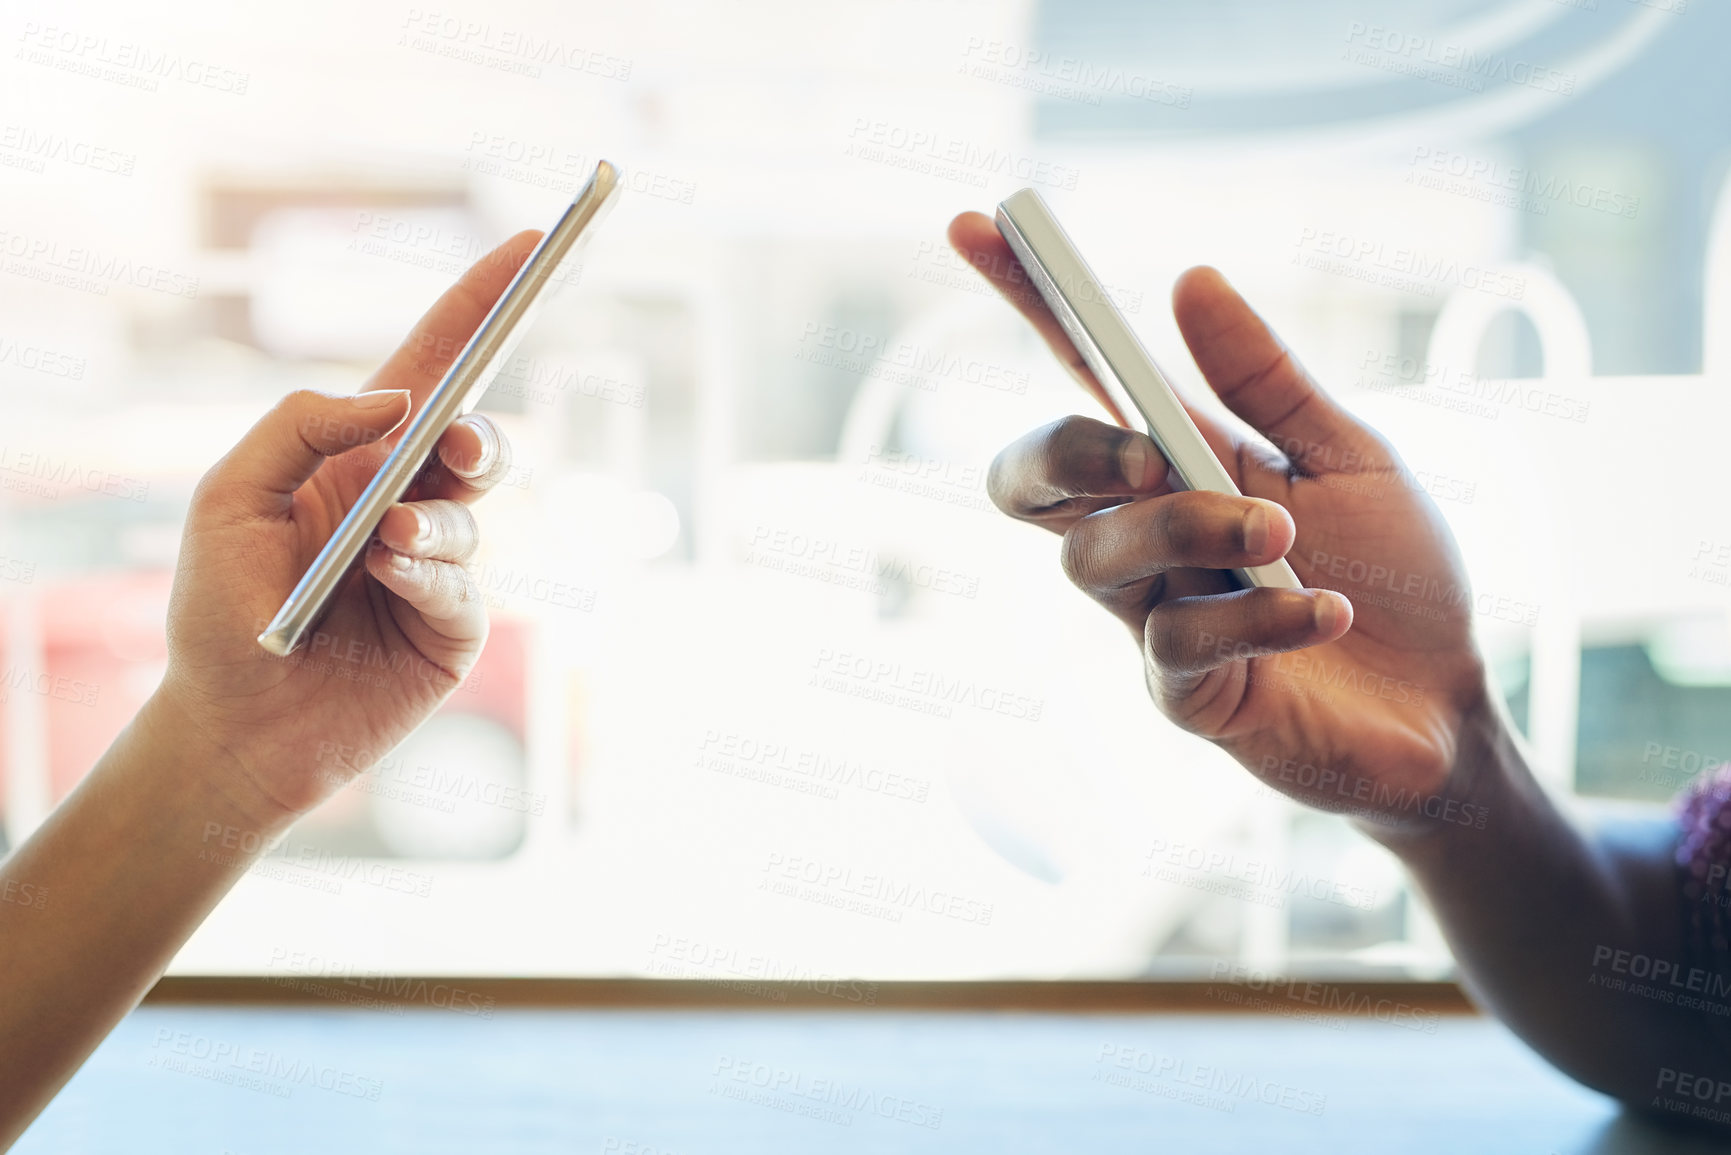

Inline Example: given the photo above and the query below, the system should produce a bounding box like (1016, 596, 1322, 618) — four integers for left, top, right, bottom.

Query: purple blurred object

(1676, 769, 1731, 1014)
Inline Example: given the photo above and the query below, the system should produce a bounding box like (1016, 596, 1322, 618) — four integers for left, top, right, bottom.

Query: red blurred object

(0, 571, 172, 811)
(0, 570, 528, 834)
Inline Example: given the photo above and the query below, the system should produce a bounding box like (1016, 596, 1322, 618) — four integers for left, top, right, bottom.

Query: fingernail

(1313, 591, 1339, 634)
(410, 507, 432, 548)
(1242, 505, 1269, 555)
(1118, 435, 1152, 488)
(352, 389, 411, 410)
(388, 552, 414, 573)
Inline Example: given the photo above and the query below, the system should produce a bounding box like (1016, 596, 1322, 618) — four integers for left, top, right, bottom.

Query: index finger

(364, 228, 545, 408)
(988, 414, 1172, 533)
(947, 211, 1130, 427)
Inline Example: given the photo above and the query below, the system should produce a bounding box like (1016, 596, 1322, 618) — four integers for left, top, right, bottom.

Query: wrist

(1353, 689, 1534, 863)
(138, 679, 301, 840)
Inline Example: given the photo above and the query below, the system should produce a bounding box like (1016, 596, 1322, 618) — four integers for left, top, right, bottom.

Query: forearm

(1371, 698, 1716, 1108)
(0, 689, 289, 1148)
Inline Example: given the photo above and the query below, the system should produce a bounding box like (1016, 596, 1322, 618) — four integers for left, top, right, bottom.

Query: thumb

(1173, 266, 1385, 475)
(198, 389, 411, 520)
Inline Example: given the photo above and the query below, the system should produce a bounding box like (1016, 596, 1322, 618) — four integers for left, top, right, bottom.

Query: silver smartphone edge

(257, 159, 622, 656)
(993, 187, 1302, 592)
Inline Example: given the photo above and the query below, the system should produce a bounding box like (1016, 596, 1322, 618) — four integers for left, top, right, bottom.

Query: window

(1, 0, 1719, 984)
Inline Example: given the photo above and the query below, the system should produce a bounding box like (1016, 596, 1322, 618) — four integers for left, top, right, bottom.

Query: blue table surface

(17, 1006, 1727, 1154)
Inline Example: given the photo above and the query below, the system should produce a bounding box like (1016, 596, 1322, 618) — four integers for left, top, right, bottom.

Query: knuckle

(188, 465, 226, 514)
(990, 415, 1115, 516)
(428, 499, 467, 537)
(1059, 512, 1129, 592)
(1058, 522, 1100, 589)
(445, 503, 480, 552)
(1142, 606, 1185, 668)
(444, 564, 482, 609)
(424, 560, 460, 606)
(985, 444, 1021, 513)
(277, 388, 326, 417)
(1149, 496, 1207, 559)
(1040, 414, 1101, 479)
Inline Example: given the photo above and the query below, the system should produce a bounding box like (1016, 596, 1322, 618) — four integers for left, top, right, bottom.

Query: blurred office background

(0, 0, 1725, 982)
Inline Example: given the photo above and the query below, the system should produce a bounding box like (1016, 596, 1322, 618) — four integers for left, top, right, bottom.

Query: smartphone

(994, 187, 1303, 592)
(257, 159, 622, 656)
